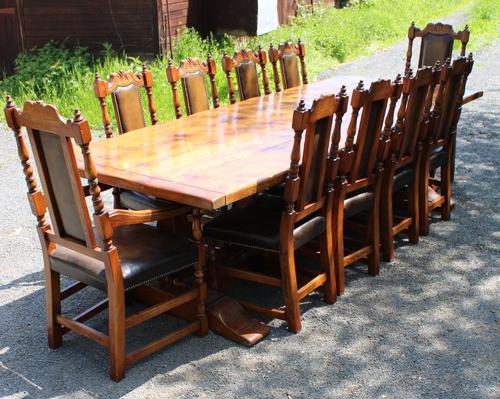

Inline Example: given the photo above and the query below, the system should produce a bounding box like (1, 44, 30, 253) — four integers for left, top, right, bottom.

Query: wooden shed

(0, 0, 338, 71)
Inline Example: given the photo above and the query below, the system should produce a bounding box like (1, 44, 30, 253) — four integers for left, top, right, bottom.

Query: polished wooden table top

(84, 75, 366, 210)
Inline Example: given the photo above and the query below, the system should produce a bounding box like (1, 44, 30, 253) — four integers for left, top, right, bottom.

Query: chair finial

(339, 85, 347, 96)
(356, 80, 364, 91)
(297, 99, 306, 111)
(395, 73, 402, 84)
(444, 57, 451, 68)
(73, 109, 83, 123)
(467, 52, 473, 61)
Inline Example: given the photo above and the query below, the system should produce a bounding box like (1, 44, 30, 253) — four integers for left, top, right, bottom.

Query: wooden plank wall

(159, 0, 202, 55)
(0, 0, 24, 70)
(278, 0, 337, 24)
(22, 0, 156, 56)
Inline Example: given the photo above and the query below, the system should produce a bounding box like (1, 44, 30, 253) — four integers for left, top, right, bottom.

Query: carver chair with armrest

(333, 77, 402, 295)
(405, 22, 469, 76)
(419, 54, 475, 235)
(268, 40, 308, 92)
(222, 46, 271, 104)
(4, 99, 208, 381)
(166, 55, 219, 119)
(93, 67, 174, 211)
(203, 92, 349, 333)
(380, 65, 440, 261)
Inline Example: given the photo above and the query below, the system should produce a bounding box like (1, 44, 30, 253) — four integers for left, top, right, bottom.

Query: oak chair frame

(166, 55, 219, 119)
(380, 66, 440, 261)
(418, 55, 474, 235)
(333, 78, 402, 295)
(4, 98, 208, 381)
(93, 65, 158, 138)
(206, 91, 349, 333)
(405, 22, 469, 76)
(221, 46, 271, 104)
(268, 40, 308, 92)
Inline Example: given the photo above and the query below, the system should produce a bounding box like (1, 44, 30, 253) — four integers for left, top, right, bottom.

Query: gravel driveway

(0, 12, 498, 399)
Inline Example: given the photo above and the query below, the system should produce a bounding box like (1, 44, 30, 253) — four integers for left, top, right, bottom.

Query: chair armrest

(462, 90, 483, 105)
(83, 182, 113, 197)
(108, 205, 191, 228)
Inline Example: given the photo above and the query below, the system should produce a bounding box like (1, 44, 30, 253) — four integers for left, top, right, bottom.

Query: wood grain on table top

(80, 75, 368, 210)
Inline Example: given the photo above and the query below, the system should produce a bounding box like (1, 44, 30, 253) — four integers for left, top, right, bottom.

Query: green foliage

(466, 0, 500, 48)
(1, 0, 495, 133)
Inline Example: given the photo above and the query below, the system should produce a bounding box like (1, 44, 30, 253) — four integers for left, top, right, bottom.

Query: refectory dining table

(76, 74, 481, 346)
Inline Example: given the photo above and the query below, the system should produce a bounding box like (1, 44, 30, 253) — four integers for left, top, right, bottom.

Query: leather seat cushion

(203, 195, 325, 252)
(344, 186, 375, 218)
(119, 189, 171, 210)
(49, 224, 198, 292)
(393, 167, 415, 192)
(429, 147, 448, 170)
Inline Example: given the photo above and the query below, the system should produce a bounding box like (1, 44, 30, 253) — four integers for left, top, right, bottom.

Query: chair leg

(279, 246, 301, 333)
(319, 232, 336, 304)
(440, 163, 452, 221)
(108, 288, 126, 382)
(207, 243, 218, 291)
(192, 209, 209, 337)
(408, 179, 419, 244)
(367, 205, 380, 277)
(332, 195, 345, 296)
(381, 176, 394, 262)
(112, 187, 122, 209)
(44, 267, 62, 349)
(419, 159, 430, 236)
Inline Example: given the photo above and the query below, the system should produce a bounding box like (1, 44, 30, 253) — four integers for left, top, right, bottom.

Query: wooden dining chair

(419, 54, 474, 235)
(380, 66, 441, 261)
(93, 66, 173, 211)
(93, 65, 158, 138)
(268, 40, 308, 92)
(166, 55, 219, 118)
(4, 98, 208, 381)
(405, 22, 469, 76)
(333, 78, 401, 295)
(221, 46, 270, 104)
(203, 92, 349, 333)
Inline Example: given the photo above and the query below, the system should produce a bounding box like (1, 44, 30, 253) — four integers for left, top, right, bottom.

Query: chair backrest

(222, 47, 270, 103)
(93, 66, 157, 138)
(4, 99, 103, 253)
(405, 22, 469, 76)
(283, 89, 349, 218)
(269, 40, 308, 92)
(166, 55, 219, 118)
(342, 79, 401, 184)
(433, 55, 473, 146)
(392, 65, 440, 163)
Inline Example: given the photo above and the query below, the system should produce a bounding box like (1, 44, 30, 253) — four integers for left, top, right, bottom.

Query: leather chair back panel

(419, 34, 453, 68)
(182, 72, 210, 115)
(402, 85, 428, 157)
(302, 118, 330, 204)
(437, 74, 461, 141)
(236, 62, 261, 100)
(111, 84, 146, 133)
(281, 53, 300, 89)
(37, 131, 87, 242)
(357, 100, 385, 179)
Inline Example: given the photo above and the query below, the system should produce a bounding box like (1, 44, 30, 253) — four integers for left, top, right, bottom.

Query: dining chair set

(4, 22, 481, 381)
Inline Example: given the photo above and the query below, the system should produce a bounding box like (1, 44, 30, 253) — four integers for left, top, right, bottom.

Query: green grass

(465, 0, 500, 48)
(0, 0, 496, 131)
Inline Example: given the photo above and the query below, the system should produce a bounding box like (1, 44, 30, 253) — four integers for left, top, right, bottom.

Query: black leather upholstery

(393, 167, 415, 192)
(237, 61, 261, 100)
(119, 189, 171, 210)
(182, 71, 210, 115)
(281, 53, 300, 89)
(49, 224, 198, 291)
(429, 147, 448, 170)
(111, 84, 146, 133)
(203, 195, 325, 252)
(344, 186, 375, 218)
(38, 131, 87, 242)
(419, 34, 454, 69)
